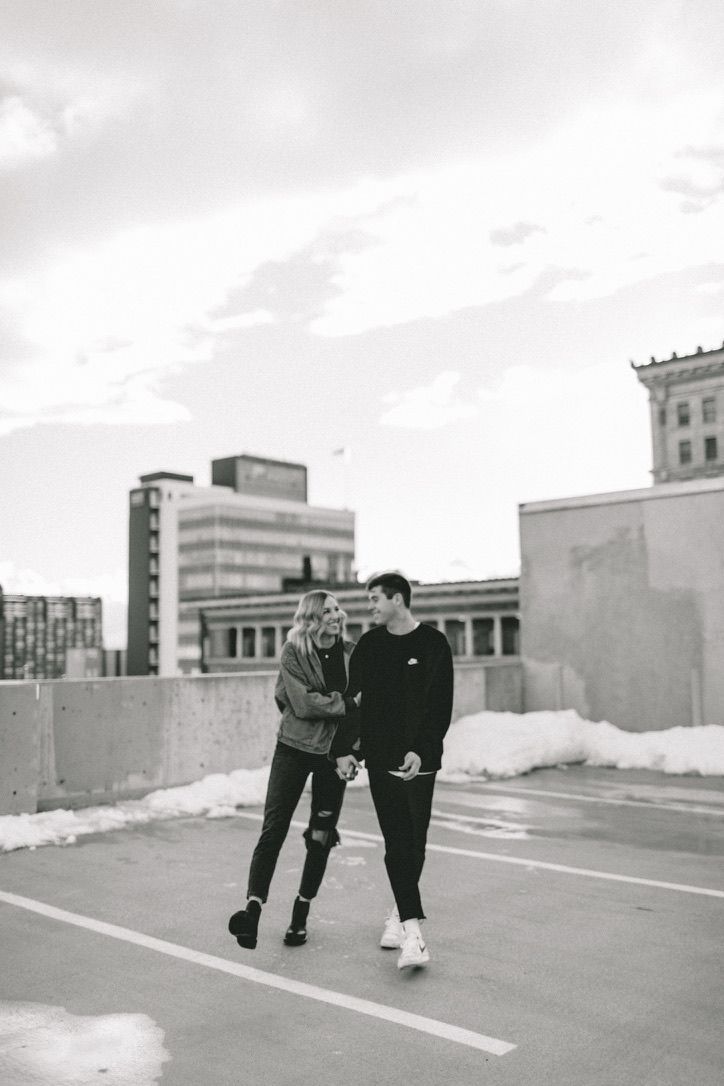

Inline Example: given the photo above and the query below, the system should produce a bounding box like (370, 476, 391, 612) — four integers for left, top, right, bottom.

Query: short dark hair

(366, 571, 412, 608)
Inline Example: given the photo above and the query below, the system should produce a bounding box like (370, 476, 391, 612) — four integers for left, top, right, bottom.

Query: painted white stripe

(442, 784, 724, 817)
(424, 843, 724, 898)
(0, 889, 515, 1057)
(234, 811, 724, 898)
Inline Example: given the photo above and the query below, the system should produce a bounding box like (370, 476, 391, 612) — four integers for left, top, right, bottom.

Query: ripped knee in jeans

(304, 810, 341, 851)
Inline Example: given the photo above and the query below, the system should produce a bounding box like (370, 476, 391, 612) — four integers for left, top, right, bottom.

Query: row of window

(679, 436, 719, 465)
(206, 616, 521, 661)
(664, 398, 718, 428)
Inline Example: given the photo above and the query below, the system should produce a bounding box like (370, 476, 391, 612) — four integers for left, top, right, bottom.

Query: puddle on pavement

(430, 812, 530, 839)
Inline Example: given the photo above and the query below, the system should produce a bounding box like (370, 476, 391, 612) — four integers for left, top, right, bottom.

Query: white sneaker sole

(380, 934, 403, 949)
(397, 946, 430, 969)
(380, 915, 403, 948)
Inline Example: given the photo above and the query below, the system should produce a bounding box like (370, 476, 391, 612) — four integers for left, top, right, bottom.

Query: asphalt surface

(1, 765, 723, 1085)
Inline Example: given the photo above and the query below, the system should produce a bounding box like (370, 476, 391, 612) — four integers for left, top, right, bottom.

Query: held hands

(398, 751, 421, 781)
(336, 754, 360, 781)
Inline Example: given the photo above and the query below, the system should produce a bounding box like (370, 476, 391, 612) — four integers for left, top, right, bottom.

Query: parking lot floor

(1, 765, 722, 1085)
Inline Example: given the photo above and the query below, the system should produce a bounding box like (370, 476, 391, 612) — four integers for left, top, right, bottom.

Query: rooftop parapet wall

(0, 660, 521, 816)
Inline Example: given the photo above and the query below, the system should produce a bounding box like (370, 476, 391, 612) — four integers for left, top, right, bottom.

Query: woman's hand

(336, 754, 360, 781)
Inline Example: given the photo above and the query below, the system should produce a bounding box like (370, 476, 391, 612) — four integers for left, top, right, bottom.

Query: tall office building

(632, 342, 724, 483)
(0, 589, 103, 680)
(127, 454, 355, 676)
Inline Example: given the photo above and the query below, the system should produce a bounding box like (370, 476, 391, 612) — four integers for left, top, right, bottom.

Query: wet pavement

(1, 765, 722, 1085)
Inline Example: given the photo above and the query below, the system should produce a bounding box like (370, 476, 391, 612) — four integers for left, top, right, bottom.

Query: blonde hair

(287, 590, 347, 659)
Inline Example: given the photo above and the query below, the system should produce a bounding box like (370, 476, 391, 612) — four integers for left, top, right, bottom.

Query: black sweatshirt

(346, 622, 454, 772)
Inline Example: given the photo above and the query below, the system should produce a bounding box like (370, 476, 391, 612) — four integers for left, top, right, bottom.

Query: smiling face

(367, 586, 398, 627)
(319, 595, 342, 639)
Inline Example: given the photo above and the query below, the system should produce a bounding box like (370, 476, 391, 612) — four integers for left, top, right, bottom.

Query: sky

(1, 0, 723, 648)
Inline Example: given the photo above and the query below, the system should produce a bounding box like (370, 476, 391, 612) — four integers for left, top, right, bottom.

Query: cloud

(490, 221, 546, 247)
(311, 90, 724, 330)
(2, 25, 724, 431)
(0, 177, 401, 433)
(696, 280, 724, 295)
(380, 371, 477, 429)
(0, 96, 57, 167)
(476, 360, 651, 500)
(0, 560, 126, 603)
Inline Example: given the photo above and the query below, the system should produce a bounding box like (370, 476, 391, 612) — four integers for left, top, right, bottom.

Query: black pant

(367, 768, 437, 922)
(247, 740, 346, 903)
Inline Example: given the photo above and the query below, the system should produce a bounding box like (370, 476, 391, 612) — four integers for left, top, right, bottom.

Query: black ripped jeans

(246, 740, 347, 903)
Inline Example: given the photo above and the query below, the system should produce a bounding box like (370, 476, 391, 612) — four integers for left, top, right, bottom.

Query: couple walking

(228, 571, 454, 969)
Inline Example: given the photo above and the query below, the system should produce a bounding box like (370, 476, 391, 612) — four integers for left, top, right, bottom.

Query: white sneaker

(397, 931, 430, 969)
(379, 908, 403, 949)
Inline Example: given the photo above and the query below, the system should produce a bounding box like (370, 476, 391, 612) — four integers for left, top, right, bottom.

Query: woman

(228, 590, 358, 950)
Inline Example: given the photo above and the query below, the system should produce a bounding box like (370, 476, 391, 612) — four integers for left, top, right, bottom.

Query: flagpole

(332, 447, 351, 510)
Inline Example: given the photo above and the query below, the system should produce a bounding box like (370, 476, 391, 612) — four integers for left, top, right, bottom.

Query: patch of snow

(440, 710, 724, 780)
(0, 1002, 169, 1085)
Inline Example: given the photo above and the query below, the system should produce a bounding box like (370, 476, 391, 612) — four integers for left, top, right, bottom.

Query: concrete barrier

(0, 660, 520, 815)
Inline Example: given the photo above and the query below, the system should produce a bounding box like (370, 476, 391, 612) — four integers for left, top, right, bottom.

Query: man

(338, 572, 454, 969)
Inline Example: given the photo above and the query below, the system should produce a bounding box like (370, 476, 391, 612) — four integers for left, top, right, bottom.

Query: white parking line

(0, 889, 516, 1057)
(443, 784, 724, 817)
(235, 811, 724, 898)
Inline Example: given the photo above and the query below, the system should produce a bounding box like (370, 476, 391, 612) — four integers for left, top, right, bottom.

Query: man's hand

(336, 754, 360, 781)
(398, 751, 421, 781)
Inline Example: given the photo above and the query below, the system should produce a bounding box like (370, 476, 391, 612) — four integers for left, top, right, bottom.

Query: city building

(520, 342, 724, 730)
(632, 342, 724, 483)
(198, 577, 520, 672)
(519, 476, 724, 730)
(0, 589, 103, 680)
(127, 454, 355, 676)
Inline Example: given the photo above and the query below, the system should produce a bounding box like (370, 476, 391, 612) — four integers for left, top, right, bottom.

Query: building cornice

(631, 343, 724, 383)
(633, 358, 724, 388)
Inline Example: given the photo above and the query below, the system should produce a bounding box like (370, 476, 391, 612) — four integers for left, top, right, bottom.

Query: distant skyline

(1, 1, 723, 646)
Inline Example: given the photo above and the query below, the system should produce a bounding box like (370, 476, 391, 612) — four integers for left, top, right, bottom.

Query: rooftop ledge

(519, 474, 724, 514)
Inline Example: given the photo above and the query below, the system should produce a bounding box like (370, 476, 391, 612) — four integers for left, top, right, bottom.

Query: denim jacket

(274, 638, 355, 755)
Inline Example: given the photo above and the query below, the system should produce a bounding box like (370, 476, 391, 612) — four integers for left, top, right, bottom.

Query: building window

(261, 627, 276, 657)
(242, 627, 256, 658)
(676, 402, 690, 427)
(658, 407, 666, 427)
(281, 626, 291, 646)
(501, 616, 520, 656)
(210, 627, 237, 658)
(444, 619, 466, 657)
(678, 440, 692, 465)
(705, 436, 718, 462)
(472, 617, 494, 656)
(702, 397, 716, 424)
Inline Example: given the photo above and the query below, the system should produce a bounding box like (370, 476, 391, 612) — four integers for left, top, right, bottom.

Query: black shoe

(283, 896, 310, 947)
(228, 899, 261, 949)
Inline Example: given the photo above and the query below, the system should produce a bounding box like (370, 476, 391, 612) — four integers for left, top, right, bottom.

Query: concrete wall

(519, 477, 724, 731)
(0, 659, 520, 815)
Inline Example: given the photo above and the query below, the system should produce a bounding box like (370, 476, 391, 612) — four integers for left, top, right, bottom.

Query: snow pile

(0, 766, 270, 854)
(1, 712, 723, 854)
(440, 710, 724, 780)
(0, 1003, 169, 1085)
